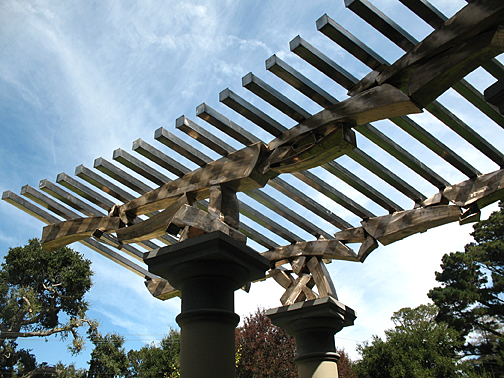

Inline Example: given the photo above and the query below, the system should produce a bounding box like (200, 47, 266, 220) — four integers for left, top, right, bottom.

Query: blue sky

(1, 0, 502, 368)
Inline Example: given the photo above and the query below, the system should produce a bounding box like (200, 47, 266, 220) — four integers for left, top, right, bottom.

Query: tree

(428, 202, 504, 376)
(86, 330, 128, 378)
(354, 304, 465, 378)
(235, 308, 297, 378)
(336, 349, 357, 378)
(0, 239, 94, 374)
(127, 328, 180, 378)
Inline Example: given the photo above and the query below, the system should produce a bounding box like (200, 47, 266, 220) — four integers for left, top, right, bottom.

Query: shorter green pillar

(267, 296, 356, 378)
(144, 231, 270, 378)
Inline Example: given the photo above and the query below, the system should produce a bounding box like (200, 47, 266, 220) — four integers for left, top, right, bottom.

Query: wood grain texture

(306, 256, 336, 298)
(280, 273, 313, 305)
(170, 205, 247, 243)
(442, 168, 504, 209)
(268, 268, 294, 289)
(145, 277, 180, 300)
(362, 205, 462, 245)
(261, 239, 358, 262)
(116, 193, 192, 245)
(119, 142, 270, 218)
(268, 84, 421, 151)
(41, 216, 121, 253)
(334, 226, 366, 243)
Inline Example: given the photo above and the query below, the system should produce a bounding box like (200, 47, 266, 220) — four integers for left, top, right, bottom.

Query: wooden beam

(262, 239, 358, 263)
(145, 277, 180, 300)
(440, 168, 504, 210)
(280, 274, 314, 305)
(357, 235, 379, 262)
(41, 216, 122, 253)
(116, 193, 193, 245)
(334, 226, 366, 243)
(406, 26, 504, 107)
(306, 257, 337, 298)
(268, 268, 294, 289)
(118, 142, 271, 218)
(361, 205, 462, 245)
(268, 84, 421, 151)
(377, 0, 504, 91)
(170, 204, 247, 244)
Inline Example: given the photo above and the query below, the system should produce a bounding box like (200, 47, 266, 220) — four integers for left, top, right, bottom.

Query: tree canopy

(127, 328, 180, 378)
(0, 239, 94, 375)
(235, 308, 297, 378)
(354, 304, 464, 378)
(428, 202, 504, 376)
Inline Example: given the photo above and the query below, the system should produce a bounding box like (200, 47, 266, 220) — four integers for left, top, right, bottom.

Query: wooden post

(144, 231, 269, 378)
(267, 296, 356, 378)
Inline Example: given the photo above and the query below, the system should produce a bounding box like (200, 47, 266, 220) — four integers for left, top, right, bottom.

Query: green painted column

(267, 296, 356, 378)
(144, 231, 270, 378)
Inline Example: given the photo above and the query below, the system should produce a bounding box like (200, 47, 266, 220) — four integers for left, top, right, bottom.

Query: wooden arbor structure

(3, 0, 504, 376)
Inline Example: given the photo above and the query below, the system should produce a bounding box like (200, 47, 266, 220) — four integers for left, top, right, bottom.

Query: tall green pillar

(144, 231, 270, 378)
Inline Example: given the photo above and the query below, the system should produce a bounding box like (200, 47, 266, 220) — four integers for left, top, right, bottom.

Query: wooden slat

(291, 33, 481, 179)
(345, 0, 504, 128)
(39, 179, 104, 217)
(318, 14, 504, 168)
(154, 128, 209, 167)
(266, 54, 449, 191)
(76, 165, 134, 203)
(219, 88, 287, 137)
(94, 157, 153, 194)
(113, 148, 171, 187)
(21, 185, 80, 220)
(243, 72, 403, 213)
(289, 36, 358, 90)
(2, 190, 154, 277)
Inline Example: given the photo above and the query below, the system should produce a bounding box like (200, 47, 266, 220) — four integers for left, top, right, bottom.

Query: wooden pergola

(3, 0, 504, 306)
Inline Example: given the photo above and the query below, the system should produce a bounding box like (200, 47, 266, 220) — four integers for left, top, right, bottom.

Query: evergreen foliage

(0, 239, 94, 376)
(429, 202, 504, 376)
(354, 304, 464, 378)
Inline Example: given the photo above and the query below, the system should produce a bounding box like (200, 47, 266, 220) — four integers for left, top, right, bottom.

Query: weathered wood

(116, 193, 193, 245)
(407, 26, 504, 107)
(264, 123, 357, 174)
(268, 84, 421, 152)
(361, 205, 462, 245)
(301, 284, 318, 301)
(291, 256, 307, 275)
(441, 168, 504, 210)
(267, 268, 294, 289)
(170, 204, 247, 244)
(118, 142, 271, 218)
(280, 274, 313, 305)
(145, 277, 180, 300)
(306, 257, 337, 298)
(41, 216, 122, 253)
(377, 0, 504, 90)
(357, 235, 379, 262)
(334, 226, 366, 243)
(208, 185, 240, 229)
(485, 79, 504, 114)
(261, 239, 358, 263)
